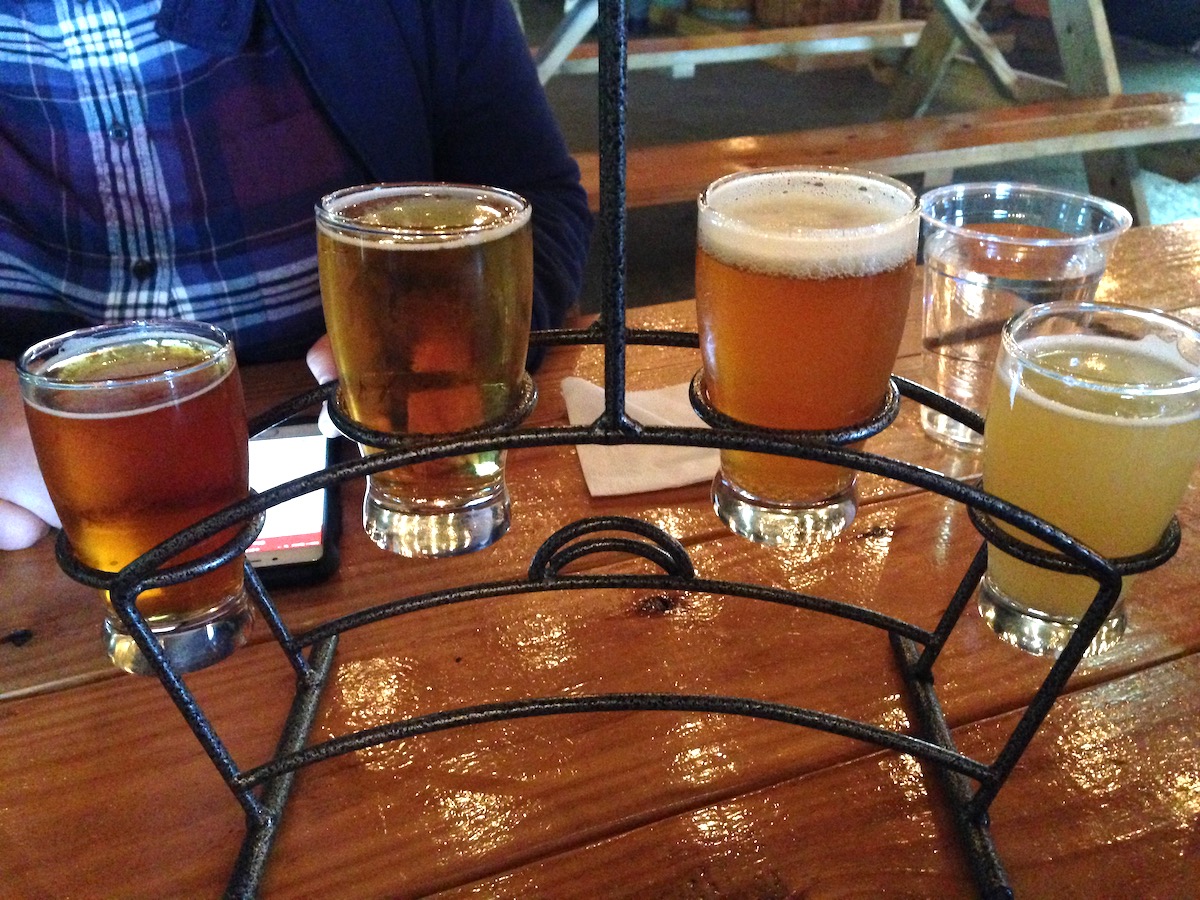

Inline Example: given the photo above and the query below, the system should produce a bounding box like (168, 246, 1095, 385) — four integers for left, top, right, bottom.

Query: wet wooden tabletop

(2, 221, 1200, 897)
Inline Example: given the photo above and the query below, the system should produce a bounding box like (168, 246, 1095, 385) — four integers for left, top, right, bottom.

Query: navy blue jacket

(158, 0, 593, 338)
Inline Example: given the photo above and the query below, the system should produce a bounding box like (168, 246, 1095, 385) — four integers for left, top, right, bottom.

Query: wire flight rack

(53, 4, 1183, 898)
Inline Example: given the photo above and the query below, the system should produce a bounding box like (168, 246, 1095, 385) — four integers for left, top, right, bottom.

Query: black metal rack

(54, 4, 1182, 898)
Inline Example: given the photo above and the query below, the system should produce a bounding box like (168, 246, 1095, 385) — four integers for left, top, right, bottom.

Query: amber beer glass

(696, 167, 919, 545)
(316, 183, 533, 557)
(18, 321, 252, 674)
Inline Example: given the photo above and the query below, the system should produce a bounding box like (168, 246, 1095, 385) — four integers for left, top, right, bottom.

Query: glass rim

(1001, 301, 1200, 397)
(918, 180, 1133, 246)
(698, 165, 918, 237)
(315, 181, 531, 240)
(17, 319, 233, 392)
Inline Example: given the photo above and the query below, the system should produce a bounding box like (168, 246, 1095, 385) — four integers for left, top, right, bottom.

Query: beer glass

(18, 320, 252, 674)
(980, 301, 1200, 658)
(919, 182, 1131, 450)
(316, 183, 533, 557)
(695, 166, 919, 546)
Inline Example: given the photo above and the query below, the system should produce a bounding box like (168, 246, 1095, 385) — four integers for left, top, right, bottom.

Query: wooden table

(3, 221, 1200, 897)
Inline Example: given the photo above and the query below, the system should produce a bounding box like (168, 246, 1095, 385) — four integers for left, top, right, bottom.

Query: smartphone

(247, 419, 341, 587)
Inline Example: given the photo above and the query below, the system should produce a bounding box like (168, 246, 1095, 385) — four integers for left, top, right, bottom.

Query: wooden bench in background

(574, 91, 1200, 213)
(541, 19, 925, 80)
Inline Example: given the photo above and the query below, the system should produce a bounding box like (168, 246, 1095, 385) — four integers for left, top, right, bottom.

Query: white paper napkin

(561, 377, 719, 497)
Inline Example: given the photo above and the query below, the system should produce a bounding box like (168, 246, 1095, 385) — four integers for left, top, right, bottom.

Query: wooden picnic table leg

(1049, 0, 1150, 222)
(885, 0, 999, 118)
(535, 0, 601, 85)
(886, 0, 1149, 222)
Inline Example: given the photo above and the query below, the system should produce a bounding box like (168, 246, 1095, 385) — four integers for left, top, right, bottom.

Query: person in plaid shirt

(0, 0, 592, 548)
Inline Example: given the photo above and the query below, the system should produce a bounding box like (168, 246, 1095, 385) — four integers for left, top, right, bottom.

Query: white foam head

(318, 183, 531, 251)
(698, 168, 918, 279)
(1000, 332, 1200, 426)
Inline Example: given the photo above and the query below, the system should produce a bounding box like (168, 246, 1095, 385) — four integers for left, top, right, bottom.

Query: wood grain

(444, 654, 1200, 899)
(3, 474, 1199, 896)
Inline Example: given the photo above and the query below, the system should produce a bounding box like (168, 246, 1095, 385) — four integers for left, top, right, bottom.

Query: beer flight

(16, 168, 1200, 675)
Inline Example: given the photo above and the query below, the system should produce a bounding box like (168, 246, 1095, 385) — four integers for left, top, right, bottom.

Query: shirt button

(131, 259, 156, 280)
(109, 123, 129, 142)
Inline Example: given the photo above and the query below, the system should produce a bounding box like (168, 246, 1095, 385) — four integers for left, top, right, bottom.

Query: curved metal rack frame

(53, 5, 1181, 899)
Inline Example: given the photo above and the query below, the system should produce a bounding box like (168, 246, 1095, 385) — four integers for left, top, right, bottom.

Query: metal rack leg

(225, 636, 339, 899)
(893, 634, 1013, 900)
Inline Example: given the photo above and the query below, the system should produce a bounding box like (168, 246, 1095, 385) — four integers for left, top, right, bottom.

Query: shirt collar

(156, 0, 256, 55)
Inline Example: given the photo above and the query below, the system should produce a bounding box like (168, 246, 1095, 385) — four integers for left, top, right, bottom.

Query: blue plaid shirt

(0, 0, 370, 361)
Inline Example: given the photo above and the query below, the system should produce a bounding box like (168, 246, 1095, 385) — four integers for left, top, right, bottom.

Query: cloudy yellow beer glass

(695, 166, 919, 546)
(316, 183, 533, 558)
(980, 301, 1200, 658)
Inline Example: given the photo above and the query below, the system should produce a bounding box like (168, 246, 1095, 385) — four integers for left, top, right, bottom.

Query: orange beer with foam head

(696, 167, 918, 545)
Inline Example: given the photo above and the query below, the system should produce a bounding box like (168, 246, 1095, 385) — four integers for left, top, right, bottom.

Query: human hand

(305, 334, 343, 439)
(0, 360, 60, 550)
(305, 332, 337, 385)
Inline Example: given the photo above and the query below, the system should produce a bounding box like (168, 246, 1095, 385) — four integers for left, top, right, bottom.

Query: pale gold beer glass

(316, 183, 533, 557)
(696, 166, 919, 546)
(18, 321, 253, 674)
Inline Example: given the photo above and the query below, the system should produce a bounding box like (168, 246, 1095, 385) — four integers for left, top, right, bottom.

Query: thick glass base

(711, 472, 856, 547)
(920, 407, 983, 452)
(105, 594, 253, 676)
(977, 576, 1126, 660)
(364, 483, 510, 558)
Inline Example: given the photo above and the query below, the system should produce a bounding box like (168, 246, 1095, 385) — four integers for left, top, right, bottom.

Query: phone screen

(247, 421, 337, 574)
